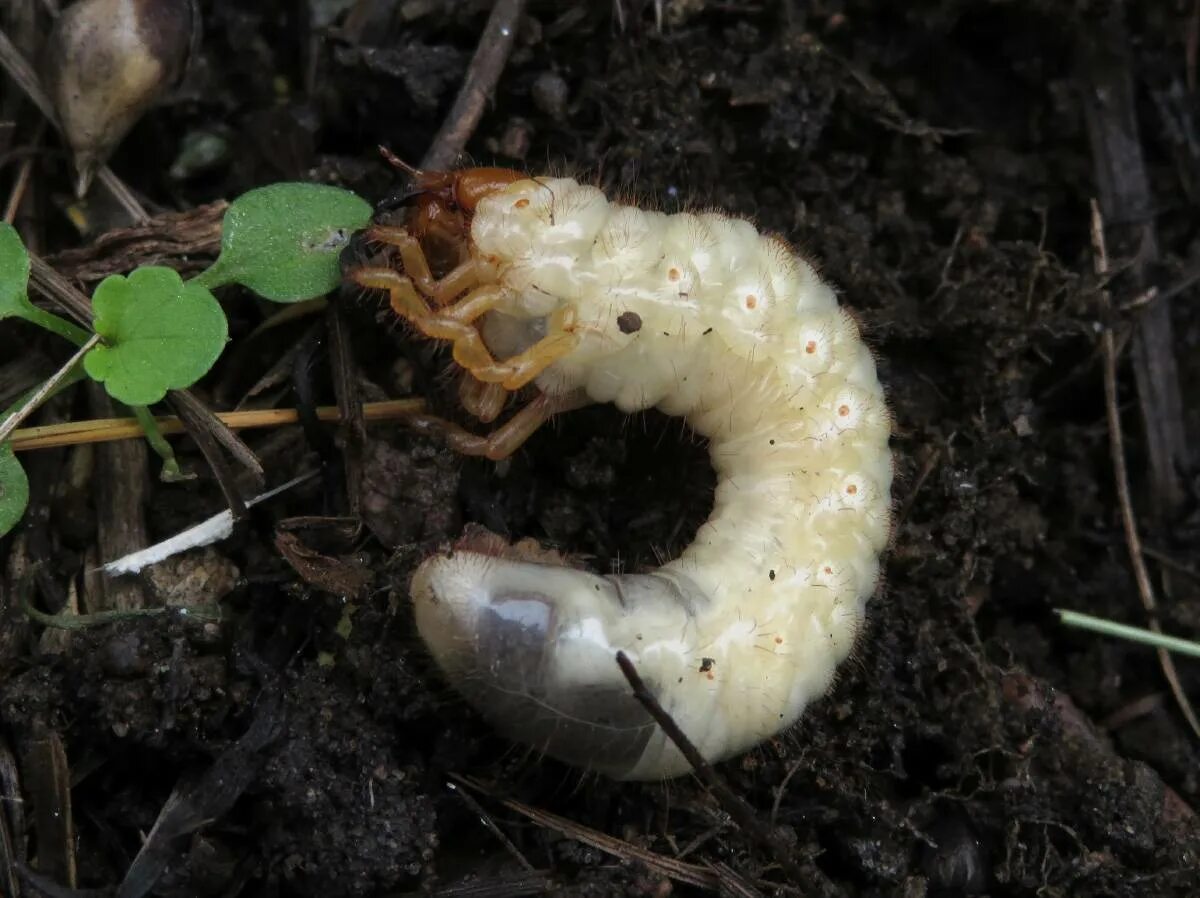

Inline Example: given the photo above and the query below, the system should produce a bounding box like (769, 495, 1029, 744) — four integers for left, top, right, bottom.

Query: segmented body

(393, 175, 892, 780)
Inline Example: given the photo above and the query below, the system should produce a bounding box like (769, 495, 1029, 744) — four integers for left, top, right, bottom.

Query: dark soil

(2, 1, 1200, 896)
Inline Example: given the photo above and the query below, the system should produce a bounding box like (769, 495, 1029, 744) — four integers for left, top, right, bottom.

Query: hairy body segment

(346, 166, 893, 780)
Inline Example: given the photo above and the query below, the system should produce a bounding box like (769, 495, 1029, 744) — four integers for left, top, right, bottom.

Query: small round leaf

(195, 183, 372, 302)
(0, 221, 33, 319)
(0, 222, 92, 345)
(0, 442, 29, 537)
(84, 266, 228, 406)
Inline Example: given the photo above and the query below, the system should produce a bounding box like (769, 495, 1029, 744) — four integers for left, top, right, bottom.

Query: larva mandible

(348, 166, 893, 780)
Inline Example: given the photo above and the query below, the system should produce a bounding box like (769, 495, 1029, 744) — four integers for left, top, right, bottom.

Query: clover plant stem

(187, 263, 226, 291)
(1057, 609, 1200, 659)
(21, 304, 91, 346)
(24, 595, 222, 630)
(0, 333, 100, 444)
(131, 403, 185, 479)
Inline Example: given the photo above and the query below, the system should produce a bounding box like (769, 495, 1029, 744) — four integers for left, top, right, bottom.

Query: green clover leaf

(0, 221, 31, 312)
(84, 266, 228, 406)
(0, 222, 90, 345)
(0, 442, 29, 538)
(194, 182, 372, 302)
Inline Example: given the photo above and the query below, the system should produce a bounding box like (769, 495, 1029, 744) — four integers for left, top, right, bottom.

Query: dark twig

(168, 392, 250, 519)
(90, 383, 150, 611)
(894, 445, 942, 531)
(1188, 0, 1199, 93)
(116, 692, 282, 898)
(447, 780, 538, 875)
(167, 389, 264, 487)
(29, 253, 92, 326)
(1089, 200, 1200, 741)
(420, 0, 526, 171)
(450, 773, 719, 891)
(3, 119, 45, 223)
(1142, 545, 1200, 583)
(0, 739, 23, 898)
(23, 731, 75, 888)
(326, 302, 364, 522)
(1153, 261, 1200, 304)
(615, 651, 808, 887)
(1079, 7, 1190, 517)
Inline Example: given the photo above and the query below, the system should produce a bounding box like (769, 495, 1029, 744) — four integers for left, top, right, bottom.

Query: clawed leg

(349, 267, 581, 391)
(364, 225, 478, 305)
(459, 374, 508, 424)
(405, 390, 592, 461)
(421, 304, 581, 390)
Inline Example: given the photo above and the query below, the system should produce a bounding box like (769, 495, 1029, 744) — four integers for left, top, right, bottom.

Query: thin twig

(0, 24, 149, 222)
(171, 393, 249, 518)
(0, 24, 57, 120)
(1119, 261, 1200, 311)
(1142, 545, 1200, 583)
(3, 120, 45, 223)
(615, 651, 808, 887)
(420, 0, 526, 171)
(1156, 262, 1200, 303)
(894, 445, 941, 530)
(1188, 0, 1200, 94)
(326, 302, 363, 520)
(168, 389, 265, 483)
(1089, 199, 1200, 741)
(28, 253, 92, 325)
(9, 399, 426, 451)
(1101, 692, 1164, 731)
(0, 334, 100, 443)
(450, 773, 719, 891)
(446, 781, 538, 875)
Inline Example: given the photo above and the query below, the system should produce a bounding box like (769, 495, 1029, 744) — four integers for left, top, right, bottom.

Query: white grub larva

(348, 167, 893, 780)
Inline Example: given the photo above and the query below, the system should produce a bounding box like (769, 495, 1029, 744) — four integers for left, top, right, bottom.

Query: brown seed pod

(44, 0, 198, 196)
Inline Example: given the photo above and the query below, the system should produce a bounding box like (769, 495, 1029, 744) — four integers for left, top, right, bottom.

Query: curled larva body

(404, 176, 893, 780)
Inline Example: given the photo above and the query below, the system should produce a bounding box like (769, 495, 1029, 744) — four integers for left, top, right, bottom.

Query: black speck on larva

(699, 657, 715, 672)
(769, 570, 776, 581)
(616, 311, 642, 333)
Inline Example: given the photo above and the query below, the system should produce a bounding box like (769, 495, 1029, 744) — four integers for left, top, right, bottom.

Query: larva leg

(406, 390, 591, 461)
(348, 266, 431, 320)
(349, 268, 506, 342)
(364, 225, 478, 305)
(352, 266, 575, 391)
(421, 304, 581, 391)
(459, 374, 508, 424)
